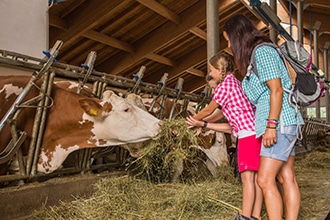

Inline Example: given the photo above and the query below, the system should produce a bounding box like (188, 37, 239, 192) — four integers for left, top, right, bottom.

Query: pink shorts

(237, 134, 262, 172)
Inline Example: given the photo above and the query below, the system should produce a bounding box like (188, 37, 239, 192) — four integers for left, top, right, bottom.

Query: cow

(53, 81, 232, 179)
(0, 75, 160, 175)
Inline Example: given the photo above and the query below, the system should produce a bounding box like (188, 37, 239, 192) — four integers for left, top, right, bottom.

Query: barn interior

(0, 0, 329, 172)
(1, 1, 330, 219)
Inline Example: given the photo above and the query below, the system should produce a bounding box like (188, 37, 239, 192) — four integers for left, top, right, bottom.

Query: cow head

(38, 89, 161, 173)
(78, 90, 160, 145)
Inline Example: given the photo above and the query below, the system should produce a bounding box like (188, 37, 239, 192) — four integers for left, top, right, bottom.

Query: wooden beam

(98, 0, 207, 75)
(189, 27, 207, 40)
(50, 0, 123, 50)
(145, 35, 230, 92)
(49, 13, 68, 30)
(183, 77, 208, 94)
(145, 53, 176, 66)
(59, 0, 86, 18)
(136, 0, 181, 25)
(186, 68, 205, 77)
(190, 84, 207, 94)
(278, 0, 330, 34)
(83, 30, 134, 53)
(98, 0, 238, 75)
(145, 44, 207, 85)
(303, 0, 329, 6)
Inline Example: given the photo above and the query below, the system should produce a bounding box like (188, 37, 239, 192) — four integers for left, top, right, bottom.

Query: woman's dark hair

(223, 14, 271, 76)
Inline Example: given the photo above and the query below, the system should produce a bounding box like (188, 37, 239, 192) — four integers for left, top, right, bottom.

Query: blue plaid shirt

(242, 45, 304, 137)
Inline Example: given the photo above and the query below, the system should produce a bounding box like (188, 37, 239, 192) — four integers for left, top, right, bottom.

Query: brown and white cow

(0, 75, 160, 174)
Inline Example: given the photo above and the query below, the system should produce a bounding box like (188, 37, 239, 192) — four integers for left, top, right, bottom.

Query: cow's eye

(124, 108, 130, 112)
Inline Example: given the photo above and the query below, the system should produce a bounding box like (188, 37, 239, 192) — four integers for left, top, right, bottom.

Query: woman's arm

(264, 78, 283, 147)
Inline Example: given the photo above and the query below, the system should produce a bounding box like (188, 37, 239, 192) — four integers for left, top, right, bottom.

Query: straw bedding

(28, 119, 330, 219)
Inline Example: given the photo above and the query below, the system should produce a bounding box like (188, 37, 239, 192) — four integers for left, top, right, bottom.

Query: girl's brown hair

(209, 51, 234, 73)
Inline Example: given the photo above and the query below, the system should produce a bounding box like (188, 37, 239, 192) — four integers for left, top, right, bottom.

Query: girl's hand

(185, 116, 203, 128)
(194, 127, 202, 136)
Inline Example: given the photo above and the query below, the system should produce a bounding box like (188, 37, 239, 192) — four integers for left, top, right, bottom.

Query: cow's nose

(158, 120, 164, 127)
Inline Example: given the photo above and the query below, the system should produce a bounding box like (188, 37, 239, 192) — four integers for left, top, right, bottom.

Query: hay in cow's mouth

(127, 118, 210, 184)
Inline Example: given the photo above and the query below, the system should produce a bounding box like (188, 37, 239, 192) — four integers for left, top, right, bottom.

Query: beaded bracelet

(266, 126, 276, 129)
(267, 121, 277, 125)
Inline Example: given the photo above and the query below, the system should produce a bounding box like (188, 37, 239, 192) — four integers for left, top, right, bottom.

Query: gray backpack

(247, 41, 324, 107)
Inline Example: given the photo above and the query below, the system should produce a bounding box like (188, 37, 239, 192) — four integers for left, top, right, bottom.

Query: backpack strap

(248, 42, 295, 89)
(247, 42, 280, 79)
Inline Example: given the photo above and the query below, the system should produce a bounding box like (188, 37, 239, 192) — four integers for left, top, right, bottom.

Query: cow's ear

(102, 90, 115, 100)
(79, 99, 103, 117)
(102, 102, 113, 114)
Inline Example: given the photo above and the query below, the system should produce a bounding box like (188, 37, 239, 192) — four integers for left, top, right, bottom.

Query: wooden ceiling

(48, 0, 330, 94)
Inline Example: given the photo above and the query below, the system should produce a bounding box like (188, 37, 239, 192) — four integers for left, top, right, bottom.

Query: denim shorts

(260, 125, 298, 162)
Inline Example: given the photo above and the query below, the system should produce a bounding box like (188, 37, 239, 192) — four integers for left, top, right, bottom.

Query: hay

(28, 140, 330, 219)
(29, 170, 243, 220)
(127, 118, 208, 183)
(295, 144, 330, 219)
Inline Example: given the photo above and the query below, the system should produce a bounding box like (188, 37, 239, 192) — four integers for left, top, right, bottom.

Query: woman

(186, 51, 263, 220)
(223, 14, 304, 220)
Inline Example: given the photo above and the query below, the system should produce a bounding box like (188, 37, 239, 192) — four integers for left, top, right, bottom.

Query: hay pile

(29, 171, 242, 220)
(127, 118, 209, 183)
(295, 145, 330, 219)
(28, 128, 330, 219)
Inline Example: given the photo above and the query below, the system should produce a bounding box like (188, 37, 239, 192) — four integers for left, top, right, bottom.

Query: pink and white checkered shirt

(213, 74, 255, 137)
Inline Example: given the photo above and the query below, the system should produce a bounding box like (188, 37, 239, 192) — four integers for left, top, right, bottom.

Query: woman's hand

(263, 128, 277, 147)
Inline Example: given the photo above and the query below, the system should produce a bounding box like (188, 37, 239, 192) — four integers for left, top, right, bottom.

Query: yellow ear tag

(89, 108, 97, 116)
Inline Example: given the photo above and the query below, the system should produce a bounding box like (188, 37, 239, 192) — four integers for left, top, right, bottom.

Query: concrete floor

(0, 173, 113, 220)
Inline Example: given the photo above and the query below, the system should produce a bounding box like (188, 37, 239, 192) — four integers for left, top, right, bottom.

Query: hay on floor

(28, 134, 330, 219)
(29, 169, 242, 220)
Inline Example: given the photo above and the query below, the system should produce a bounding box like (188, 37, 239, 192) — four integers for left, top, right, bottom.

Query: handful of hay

(128, 118, 209, 183)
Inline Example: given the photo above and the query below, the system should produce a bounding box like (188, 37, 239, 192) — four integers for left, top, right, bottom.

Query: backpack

(247, 41, 325, 107)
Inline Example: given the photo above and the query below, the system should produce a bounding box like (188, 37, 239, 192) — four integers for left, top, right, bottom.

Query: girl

(186, 51, 263, 220)
(223, 14, 304, 220)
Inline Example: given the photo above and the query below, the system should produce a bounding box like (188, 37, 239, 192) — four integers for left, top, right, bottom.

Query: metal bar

(0, 131, 27, 164)
(169, 78, 184, 120)
(77, 51, 97, 94)
(0, 41, 62, 132)
(31, 71, 55, 175)
(26, 74, 50, 175)
(148, 73, 168, 112)
(0, 50, 209, 103)
(131, 65, 146, 94)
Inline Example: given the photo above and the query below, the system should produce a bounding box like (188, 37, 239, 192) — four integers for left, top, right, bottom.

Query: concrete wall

(0, 0, 48, 59)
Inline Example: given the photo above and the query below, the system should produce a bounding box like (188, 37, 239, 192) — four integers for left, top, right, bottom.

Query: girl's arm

(186, 116, 232, 134)
(193, 100, 219, 120)
(203, 108, 224, 122)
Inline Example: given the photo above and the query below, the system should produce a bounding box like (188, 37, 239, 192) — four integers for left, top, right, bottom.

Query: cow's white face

(80, 90, 160, 145)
